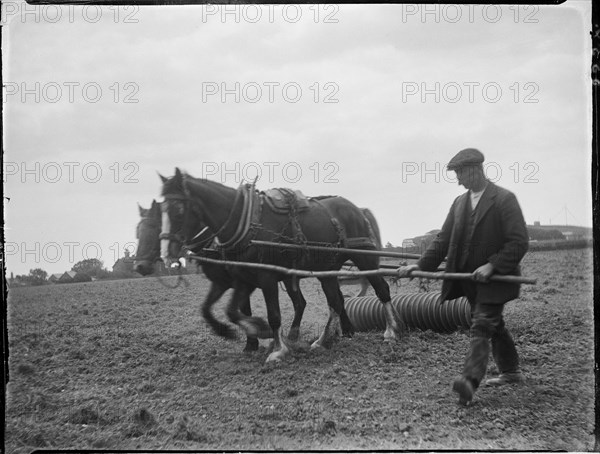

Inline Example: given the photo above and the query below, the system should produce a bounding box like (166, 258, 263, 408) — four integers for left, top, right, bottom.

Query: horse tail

(361, 208, 382, 250)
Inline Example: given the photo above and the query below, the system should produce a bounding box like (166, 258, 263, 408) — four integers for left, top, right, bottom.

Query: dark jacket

(417, 182, 529, 304)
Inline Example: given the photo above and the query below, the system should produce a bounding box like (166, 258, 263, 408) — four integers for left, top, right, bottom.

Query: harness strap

(213, 185, 244, 242)
(183, 226, 218, 253)
(161, 189, 208, 252)
(161, 193, 191, 243)
(225, 186, 250, 246)
(310, 198, 347, 248)
(216, 183, 258, 251)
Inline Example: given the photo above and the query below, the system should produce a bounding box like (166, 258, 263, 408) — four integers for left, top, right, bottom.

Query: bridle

(161, 178, 253, 258)
(160, 192, 217, 259)
(159, 193, 189, 245)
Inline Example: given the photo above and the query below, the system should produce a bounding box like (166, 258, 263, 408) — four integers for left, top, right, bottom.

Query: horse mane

(162, 170, 238, 198)
(189, 176, 237, 193)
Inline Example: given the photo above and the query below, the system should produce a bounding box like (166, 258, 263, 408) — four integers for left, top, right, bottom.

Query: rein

(184, 226, 218, 253)
(154, 260, 190, 289)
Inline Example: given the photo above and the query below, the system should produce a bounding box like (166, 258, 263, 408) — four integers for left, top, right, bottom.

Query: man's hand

(473, 263, 494, 282)
(397, 264, 420, 278)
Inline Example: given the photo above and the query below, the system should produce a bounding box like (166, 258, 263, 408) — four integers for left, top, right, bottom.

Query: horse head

(133, 200, 161, 276)
(159, 168, 209, 266)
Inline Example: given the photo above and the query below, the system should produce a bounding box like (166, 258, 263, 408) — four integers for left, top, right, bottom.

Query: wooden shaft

(408, 270, 537, 285)
(185, 253, 536, 284)
(345, 261, 445, 272)
(200, 256, 432, 271)
(250, 239, 423, 260)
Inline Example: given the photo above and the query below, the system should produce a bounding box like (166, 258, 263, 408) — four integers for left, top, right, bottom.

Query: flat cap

(447, 148, 484, 170)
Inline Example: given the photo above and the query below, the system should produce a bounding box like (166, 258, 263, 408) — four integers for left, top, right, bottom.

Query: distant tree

(72, 258, 105, 278)
(385, 241, 395, 249)
(95, 268, 112, 280)
(28, 268, 48, 286)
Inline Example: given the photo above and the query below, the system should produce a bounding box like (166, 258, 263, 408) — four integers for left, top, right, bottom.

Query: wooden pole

(408, 270, 536, 285)
(250, 239, 424, 260)
(185, 253, 536, 284)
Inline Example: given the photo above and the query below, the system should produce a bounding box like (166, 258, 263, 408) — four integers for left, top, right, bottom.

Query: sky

(2, 1, 593, 277)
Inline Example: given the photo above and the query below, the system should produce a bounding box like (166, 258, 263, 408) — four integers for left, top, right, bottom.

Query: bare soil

(5, 248, 595, 451)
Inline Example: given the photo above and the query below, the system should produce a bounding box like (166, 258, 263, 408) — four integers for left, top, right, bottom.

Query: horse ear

(174, 167, 185, 187)
(158, 172, 168, 183)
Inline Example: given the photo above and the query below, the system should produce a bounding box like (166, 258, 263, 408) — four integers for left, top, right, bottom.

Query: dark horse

(160, 169, 405, 362)
(133, 200, 314, 351)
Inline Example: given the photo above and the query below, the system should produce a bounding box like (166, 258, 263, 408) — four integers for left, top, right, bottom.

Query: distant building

(8, 275, 27, 287)
(400, 223, 591, 256)
(58, 272, 75, 284)
(48, 271, 91, 284)
(527, 222, 592, 241)
(112, 249, 137, 278)
(412, 230, 441, 251)
(402, 239, 416, 248)
(49, 273, 64, 284)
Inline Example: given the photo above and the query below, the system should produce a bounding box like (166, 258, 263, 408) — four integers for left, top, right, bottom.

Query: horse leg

(311, 277, 344, 350)
(239, 291, 259, 352)
(262, 281, 290, 363)
(366, 274, 407, 341)
(337, 285, 355, 338)
(201, 283, 237, 339)
(352, 255, 406, 341)
(226, 280, 272, 339)
(282, 277, 306, 341)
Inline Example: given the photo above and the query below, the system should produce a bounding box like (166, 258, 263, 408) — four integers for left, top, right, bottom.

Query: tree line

(11, 259, 120, 286)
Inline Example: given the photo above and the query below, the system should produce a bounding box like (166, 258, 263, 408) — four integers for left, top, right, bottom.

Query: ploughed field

(5, 248, 595, 451)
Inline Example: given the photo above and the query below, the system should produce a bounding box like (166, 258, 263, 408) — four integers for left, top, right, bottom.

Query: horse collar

(215, 183, 258, 252)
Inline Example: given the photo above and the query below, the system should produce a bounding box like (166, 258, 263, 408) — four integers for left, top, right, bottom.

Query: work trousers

(461, 285, 520, 388)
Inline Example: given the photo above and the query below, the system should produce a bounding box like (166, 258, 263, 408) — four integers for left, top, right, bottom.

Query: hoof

(311, 336, 338, 350)
(223, 328, 239, 340)
(310, 340, 323, 350)
(266, 349, 287, 362)
(453, 378, 474, 406)
(243, 338, 259, 352)
(341, 310, 354, 330)
(383, 329, 397, 342)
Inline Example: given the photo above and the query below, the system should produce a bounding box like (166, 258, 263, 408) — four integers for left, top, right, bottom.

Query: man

(398, 148, 529, 405)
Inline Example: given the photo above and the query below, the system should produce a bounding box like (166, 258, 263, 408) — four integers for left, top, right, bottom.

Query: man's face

(454, 166, 479, 189)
